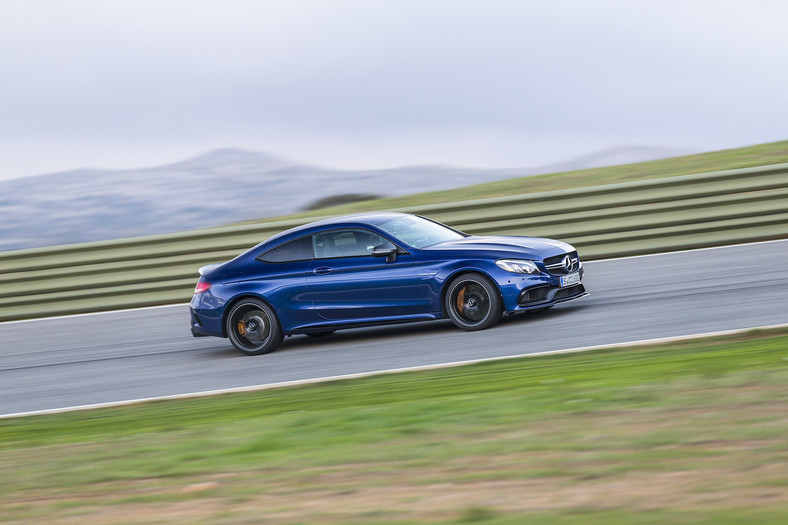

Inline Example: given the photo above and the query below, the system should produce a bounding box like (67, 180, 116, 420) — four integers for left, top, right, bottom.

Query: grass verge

(2, 328, 788, 523)
(241, 139, 788, 223)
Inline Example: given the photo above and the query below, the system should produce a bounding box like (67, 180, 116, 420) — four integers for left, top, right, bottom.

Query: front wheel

(444, 273, 503, 331)
(226, 299, 283, 355)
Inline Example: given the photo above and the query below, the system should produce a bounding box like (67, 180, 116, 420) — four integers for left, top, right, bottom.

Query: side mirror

(371, 243, 397, 263)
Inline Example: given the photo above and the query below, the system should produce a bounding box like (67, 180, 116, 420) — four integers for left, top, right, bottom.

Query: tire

(226, 298, 284, 355)
(306, 331, 335, 338)
(444, 273, 503, 331)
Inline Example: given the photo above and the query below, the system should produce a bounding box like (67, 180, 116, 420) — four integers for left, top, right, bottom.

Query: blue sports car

(190, 212, 587, 355)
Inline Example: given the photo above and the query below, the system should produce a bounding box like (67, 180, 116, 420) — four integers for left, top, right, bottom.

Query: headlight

(495, 259, 540, 274)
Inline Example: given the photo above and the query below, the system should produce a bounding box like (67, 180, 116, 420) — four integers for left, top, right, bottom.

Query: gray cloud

(0, 0, 786, 179)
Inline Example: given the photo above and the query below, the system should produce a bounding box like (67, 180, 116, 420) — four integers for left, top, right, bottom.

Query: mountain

(0, 145, 691, 251)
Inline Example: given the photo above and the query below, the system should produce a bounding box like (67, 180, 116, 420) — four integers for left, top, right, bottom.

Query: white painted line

(0, 303, 185, 325)
(583, 238, 788, 264)
(2, 322, 786, 420)
(2, 238, 786, 326)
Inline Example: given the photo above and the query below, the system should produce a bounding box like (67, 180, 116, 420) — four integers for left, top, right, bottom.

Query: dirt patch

(6, 450, 787, 524)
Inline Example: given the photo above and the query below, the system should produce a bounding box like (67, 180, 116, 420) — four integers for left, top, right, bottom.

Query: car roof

(250, 212, 412, 251)
(279, 212, 409, 236)
(305, 211, 408, 227)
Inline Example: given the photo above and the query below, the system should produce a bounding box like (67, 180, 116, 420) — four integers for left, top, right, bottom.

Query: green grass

(240, 139, 788, 223)
(2, 328, 788, 523)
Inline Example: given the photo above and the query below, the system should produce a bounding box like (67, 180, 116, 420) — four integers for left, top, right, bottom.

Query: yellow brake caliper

(237, 321, 246, 336)
(457, 287, 466, 314)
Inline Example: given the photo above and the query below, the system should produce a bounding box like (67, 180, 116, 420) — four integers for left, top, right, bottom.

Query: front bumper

(496, 264, 588, 312)
(516, 283, 588, 309)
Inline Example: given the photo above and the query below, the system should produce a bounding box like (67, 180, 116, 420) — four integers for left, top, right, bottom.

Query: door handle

(313, 266, 333, 275)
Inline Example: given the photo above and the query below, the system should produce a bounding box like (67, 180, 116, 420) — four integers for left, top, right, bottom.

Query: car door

(306, 228, 418, 320)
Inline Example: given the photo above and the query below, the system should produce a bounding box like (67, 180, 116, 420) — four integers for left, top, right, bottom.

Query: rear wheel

(226, 299, 283, 355)
(444, 273, 503, 331)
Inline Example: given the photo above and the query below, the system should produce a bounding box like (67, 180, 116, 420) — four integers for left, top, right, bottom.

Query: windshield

(378, 215, 465, 249)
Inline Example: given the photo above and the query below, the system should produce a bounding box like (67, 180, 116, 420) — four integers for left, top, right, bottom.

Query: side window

(313, 229, 390, 259)
(257, 236, 314, 263)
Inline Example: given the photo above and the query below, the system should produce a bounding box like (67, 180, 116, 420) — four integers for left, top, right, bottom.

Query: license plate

(560, 272, 581, 287)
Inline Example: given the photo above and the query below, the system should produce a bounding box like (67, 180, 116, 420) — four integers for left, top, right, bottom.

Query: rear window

(257, 236, 314, 263)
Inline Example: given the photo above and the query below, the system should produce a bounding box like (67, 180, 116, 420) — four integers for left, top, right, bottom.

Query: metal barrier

(1, 163, 787, 321)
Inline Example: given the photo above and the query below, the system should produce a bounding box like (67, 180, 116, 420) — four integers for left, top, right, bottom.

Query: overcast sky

(0, 0, 786, 180)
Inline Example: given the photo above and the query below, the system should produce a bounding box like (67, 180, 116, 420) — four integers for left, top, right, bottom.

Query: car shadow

(275, 303, 591, 354)
(201, 302, 590, 358)
(194, 319, 457, 359)
(499, 303, 587, 326)
(276, 319, 458, 353)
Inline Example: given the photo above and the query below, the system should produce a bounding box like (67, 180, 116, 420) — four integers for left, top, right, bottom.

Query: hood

(423, 235, 574, 259)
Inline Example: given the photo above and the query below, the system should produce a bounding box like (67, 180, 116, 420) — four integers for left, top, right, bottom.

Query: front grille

(552, 284, 585, 301)
(543, 251, 580, 275)
(518, 285, 552, 305)
(519, 284, 586, 306)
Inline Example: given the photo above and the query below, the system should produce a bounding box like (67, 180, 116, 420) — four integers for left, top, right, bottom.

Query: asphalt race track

(1, 240, 787, 417)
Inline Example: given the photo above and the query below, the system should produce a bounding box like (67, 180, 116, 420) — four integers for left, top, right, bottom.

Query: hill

(251, 140, 788, 223)
(0, 145, 689, 250)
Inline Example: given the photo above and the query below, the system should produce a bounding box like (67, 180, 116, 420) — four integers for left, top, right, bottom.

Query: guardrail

(2, 163, 787, 321)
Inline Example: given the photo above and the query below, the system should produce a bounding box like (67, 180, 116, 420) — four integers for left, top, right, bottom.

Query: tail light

(194, 280, 212, 294)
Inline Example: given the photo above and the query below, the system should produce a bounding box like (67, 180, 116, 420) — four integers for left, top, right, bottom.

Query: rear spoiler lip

(198, 263, 221, 276)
